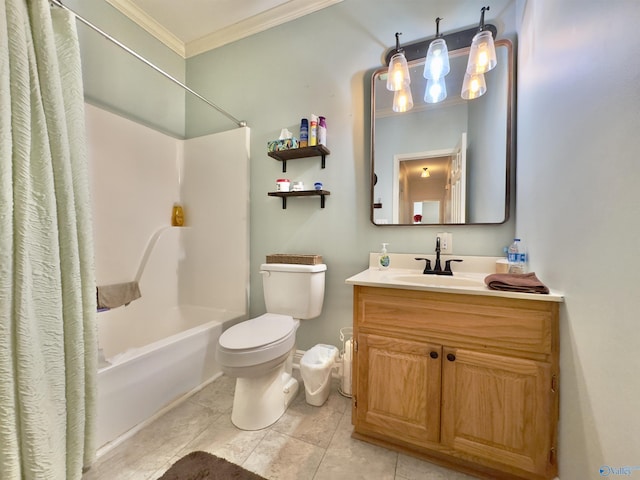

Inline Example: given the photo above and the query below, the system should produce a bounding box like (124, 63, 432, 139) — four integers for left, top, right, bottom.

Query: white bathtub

(95, 305, 244, 450)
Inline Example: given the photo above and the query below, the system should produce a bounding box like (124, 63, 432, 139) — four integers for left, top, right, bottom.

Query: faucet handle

(443, 259, 463, 275)
(415, 257, 432, 274)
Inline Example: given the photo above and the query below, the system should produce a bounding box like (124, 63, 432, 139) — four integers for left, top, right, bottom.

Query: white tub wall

(86, 103, 181, 287)
(96, 228, 184, 358)
(180, 127, 250, 314)
(87, 104, 185, 357)
(87, 104, 250, 358)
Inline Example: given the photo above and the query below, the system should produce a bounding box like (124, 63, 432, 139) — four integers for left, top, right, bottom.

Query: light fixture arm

(478, 6, 490, 31)
(394, 32, 403, 53)
(435, 17, 443, 38)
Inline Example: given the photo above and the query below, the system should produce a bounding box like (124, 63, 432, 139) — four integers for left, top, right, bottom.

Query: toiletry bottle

(299, 118, 308, 147)
(309, 114, 318, 146)
(378, 243, 390, 270)
(171, 203, 184, 226)
(318, 116, 327, 146)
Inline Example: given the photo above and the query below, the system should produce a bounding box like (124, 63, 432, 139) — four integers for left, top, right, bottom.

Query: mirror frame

(370, 38, 514, 227)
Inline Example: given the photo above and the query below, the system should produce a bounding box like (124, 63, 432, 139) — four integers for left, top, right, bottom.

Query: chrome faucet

(415, 236, 463, 275)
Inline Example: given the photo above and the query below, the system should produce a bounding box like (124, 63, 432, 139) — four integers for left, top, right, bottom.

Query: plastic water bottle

(507, 238, 527, 274)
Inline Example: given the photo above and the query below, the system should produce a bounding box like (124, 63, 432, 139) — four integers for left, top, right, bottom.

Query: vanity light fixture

(461, 6, 496, 99)
(423, 18, 450, 80)
(466, 6, 497, 75)
(382, 10, 498, 107)
(421, 167, 431, 178)
(386, 33, 410, 92)
(423, 18, 450, 104)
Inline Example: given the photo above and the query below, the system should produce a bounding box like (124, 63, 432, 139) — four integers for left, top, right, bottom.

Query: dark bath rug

(157, 451, 267, 480)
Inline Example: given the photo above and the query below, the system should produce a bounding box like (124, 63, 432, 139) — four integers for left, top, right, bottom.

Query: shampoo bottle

(171, 203, 184, 226)
(378, 243, 390, 270)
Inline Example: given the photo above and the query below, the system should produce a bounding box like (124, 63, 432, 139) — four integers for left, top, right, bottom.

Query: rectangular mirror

(371, 39, 513, 226)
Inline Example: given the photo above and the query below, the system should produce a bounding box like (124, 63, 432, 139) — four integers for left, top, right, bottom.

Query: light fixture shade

(461, 72, 487, 99)
(393, 83, 414, 112)
(421, 168, 430, 178)
(423, 38, 450, 79)
(387, 52, 411, 91)
(424, 77, 447, 104)
(466, 30, 497, 74)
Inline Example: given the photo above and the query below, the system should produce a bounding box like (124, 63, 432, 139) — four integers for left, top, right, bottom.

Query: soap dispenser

(378, 243, 390, 270)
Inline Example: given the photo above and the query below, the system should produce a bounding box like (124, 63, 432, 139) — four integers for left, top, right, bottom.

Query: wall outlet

(437, 232, 453, 253)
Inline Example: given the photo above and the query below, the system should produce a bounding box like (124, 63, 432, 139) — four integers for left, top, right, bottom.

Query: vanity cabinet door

(356, 333, 442, 446)
(441, 347, 555, 477)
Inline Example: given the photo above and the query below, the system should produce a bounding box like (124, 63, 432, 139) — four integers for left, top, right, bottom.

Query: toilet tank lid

(260, 263, 326, 273)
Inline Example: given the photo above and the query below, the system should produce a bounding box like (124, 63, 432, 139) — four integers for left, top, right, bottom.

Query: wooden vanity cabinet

(351, 286, 559, 480)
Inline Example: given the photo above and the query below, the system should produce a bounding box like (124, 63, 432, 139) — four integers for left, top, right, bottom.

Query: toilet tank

(260, 263, 326, 319)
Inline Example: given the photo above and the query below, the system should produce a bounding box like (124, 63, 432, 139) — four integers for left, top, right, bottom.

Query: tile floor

(83, 374, 478, 480)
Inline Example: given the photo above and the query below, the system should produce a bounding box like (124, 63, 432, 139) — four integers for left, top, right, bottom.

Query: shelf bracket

(281, 196, 287, 209)
(320, 194, 326, 208)
(282, 161, 287, 173)
(321, 154, 326, 169)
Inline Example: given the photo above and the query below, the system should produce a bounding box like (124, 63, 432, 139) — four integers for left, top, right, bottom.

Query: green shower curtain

(0, 1, 97, 479)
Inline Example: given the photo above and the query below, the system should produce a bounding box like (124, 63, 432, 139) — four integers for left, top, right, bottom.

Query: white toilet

(216, 262, 327, 430)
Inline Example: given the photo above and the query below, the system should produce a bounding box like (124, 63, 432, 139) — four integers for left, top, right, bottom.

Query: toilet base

(231, 364, 299, 430)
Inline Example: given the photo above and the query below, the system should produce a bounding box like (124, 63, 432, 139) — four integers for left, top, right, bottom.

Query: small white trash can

(300, 344, 339, 406)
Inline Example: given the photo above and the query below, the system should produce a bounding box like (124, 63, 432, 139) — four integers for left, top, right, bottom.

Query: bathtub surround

(0, 1, 96, 479)
(86, 104, 250, 448)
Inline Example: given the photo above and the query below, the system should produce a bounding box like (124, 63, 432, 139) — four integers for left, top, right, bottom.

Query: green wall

(185, 0, 517, 349)
(65, 0, 186, 137)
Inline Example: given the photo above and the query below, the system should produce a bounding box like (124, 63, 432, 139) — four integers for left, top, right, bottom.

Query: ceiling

(105, 0, 343, 58)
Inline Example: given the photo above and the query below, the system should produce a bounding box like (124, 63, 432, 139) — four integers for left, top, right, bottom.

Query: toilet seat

(217, 313, 297, 370)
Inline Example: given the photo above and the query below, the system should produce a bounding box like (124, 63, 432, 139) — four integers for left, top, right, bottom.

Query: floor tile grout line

(310, 406, 346, 479)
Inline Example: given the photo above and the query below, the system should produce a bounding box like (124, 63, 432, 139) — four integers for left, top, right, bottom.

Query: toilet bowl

(217, 314, 297, 377)
(216, 314, 299, 430)
(216, 262, 327, 430)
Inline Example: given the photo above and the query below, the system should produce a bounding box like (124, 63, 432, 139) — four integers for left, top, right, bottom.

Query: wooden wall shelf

(268, 190, 330, 209)
(268, 145, 330, 173)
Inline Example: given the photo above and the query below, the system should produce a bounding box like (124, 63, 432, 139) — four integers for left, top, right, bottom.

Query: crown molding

(105, 0, 185, 57)
(185, 0, 343, 58)
(104, 0, 343, 59)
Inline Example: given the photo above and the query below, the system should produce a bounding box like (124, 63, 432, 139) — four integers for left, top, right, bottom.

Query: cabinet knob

(447, 353, 456, 362)
(429, 351, 439, 359)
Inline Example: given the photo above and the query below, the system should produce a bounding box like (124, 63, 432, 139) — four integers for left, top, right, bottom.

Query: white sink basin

(392, 273, 485, 288)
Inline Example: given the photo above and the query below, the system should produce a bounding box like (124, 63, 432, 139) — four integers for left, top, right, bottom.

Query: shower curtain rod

(49, 0, 247, 128)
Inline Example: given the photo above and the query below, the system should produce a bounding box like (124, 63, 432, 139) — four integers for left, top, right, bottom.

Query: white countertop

(345, 254, 564, 302)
